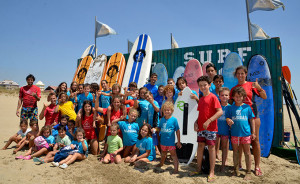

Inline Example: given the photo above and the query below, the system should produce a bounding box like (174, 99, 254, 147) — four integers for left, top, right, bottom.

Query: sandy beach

(1, 93, 300, 184)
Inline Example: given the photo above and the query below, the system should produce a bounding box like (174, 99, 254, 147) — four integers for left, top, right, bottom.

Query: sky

(0, 0, 299, 97)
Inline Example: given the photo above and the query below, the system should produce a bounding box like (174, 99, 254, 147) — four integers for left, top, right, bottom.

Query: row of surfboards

(73, 34, 274, 160)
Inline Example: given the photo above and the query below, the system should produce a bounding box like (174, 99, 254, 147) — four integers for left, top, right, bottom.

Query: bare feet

(13, 150, 18, 154)
(244, 172, 252, 180)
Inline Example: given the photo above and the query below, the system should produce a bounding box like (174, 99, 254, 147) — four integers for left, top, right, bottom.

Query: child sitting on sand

(52, 128, 88, 169)
(156, 101, 182, 174)
(2, 119, 31, 150)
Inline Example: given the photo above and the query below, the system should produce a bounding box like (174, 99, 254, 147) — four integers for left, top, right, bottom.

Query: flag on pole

(95, 20, 117, 38)
(128, 40, 134, 53)
(248, 0, 285, 13)
(250, 22, 270, 40)
(171, 34, 179, 49)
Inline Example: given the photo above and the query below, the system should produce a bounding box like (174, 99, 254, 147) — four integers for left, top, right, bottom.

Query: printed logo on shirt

(232, 115, 248, 121)
(161, 123, 172, 133)
(138, 143, 146, 152)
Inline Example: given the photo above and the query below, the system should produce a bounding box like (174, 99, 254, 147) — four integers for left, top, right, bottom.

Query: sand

(1, 93, 300, 184)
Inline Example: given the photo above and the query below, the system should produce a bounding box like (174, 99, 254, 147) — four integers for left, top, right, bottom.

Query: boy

(154, 85, 164, 108)
(192, 76, 222, 182)
(167, 78, 180, 102)
(199, 63, 218, 97)
(75, 83, 94, 111)
(144, 73, 158, 98)
(39, 92, 59, 126)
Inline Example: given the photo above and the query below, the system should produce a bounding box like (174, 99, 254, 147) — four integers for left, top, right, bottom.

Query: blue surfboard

(152, 63, 168, 86)
(222, 52, 243, 90)
(173, 66, 185, 84)
(247, 55, 274, 158)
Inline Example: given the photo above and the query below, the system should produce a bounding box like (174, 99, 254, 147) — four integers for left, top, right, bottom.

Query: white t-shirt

(17, 128, 31, 138)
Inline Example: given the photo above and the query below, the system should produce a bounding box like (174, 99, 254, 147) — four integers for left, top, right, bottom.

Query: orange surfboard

(100, 52, 126, 90)
(73, 56, 93, 84)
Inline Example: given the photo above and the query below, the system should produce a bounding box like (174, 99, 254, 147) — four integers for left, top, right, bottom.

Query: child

(99, 80, 111, 109)
(39, 92, 59, 126)
(118, 109, 139, 157)
(52, 115, 69, 137)
(215, 87, 231, 172)
(163, 84, 176, 104)
(176, 77, 199, 103)
(67, 81, 78, 104)
(77, 100, 98, 155)
(13, 119, 40, 154)
(55, 92, 77, 121)
(156, 101, 182, 174)
(34, 125, 71, 163)
(154, 85, 164, 108)
(226, 87, 256, 180)
(199, 63, 218, 97)
(144, 73, 158, 98)
(16, 125, 55, 160)
(75, 83, 94, 111)
(134, 87, 150, 128)
(2, 119, 31, 150)
(192, 76, 222, 182)
(211, 75, 224, 98)
(167, 78, 180, 101)
(102, 124, 123, 164)
(52, 128, 88, 169)
(125, 123, 156, 165)
(66, 120, 77, 141)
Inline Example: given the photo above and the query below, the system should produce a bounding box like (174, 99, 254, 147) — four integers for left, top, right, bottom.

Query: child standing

(192, 76, 223, 182)
(76, 83, 94, 111)
(215, 87, 231, 172)
(226, 87, 256, 180)
(125, 123, 156, 165)
(154, 85, 164, 108)
(2, 119, 31, 150)
(156, 101, 182, 174)
(144, 73, 158, 98)
(102, 124, 123, 164)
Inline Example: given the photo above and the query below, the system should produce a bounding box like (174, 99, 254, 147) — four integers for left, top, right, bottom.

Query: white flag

(248, 0, 285, 13)
(95, 20, 117, 38)
(251, 23, 270, 40)
(171, 34, 179, 49)
(128, 40, 134, 53)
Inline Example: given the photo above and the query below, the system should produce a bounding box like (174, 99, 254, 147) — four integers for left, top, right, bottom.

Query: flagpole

(170, 33, 172, 49)
(95, 16, 97, 55)
(245, 0, 252, 41)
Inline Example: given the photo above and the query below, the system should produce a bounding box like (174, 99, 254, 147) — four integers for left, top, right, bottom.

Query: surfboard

(173, 66, 185, 84)
(84, 54, 107, 85)
(81, 44, 97, 59)
(183, 59, 203, 95)
(73, 55, 93, 84)
(173, 87, 198, 165)
(247, 55, 274, 158)
(202, 62, 212, 76)
(100, 52, 126, 90)
(152, 63, 168, 86)
(222, 52, 243, 90)
(122, 34, 152, 90)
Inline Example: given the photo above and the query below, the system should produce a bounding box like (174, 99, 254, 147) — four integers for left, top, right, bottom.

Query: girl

(102, 124, 123, 164)
(55, 82, 68, 97)
(134, 87, 150, 128)
(77, 100, 99, 155)
(52, 128, 88, 169)
(176, 77, 199, 103)
(156, 101, 182, 174)
(118, 108, 139, 158)
(54, 92, 77, 121)
(2, 119, 30, 150)
(163, 85, 175, 104)
(34, 126, 71, 163)
(215, 87, 231, 172)
(16, 125, 55, 160)
(230, 66, 267, 176)
(226, 87, 256, 180)
(67, 81, 78, 104)
(75, 83, 94, 111)
(125, 123, 156, 165)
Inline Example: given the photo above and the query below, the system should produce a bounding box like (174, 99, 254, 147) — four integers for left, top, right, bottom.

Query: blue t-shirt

(118, 121, 139, 146)
(136, 99, 150, 128)
(67, 91, 75, 103)
(77, 93, 94, 110)
(71, 140, 88, 155)
(100, 90, 111, 108)
(217, 104, 231, 136)
(158, 116, 179, 146)
(154, 95, 164, 108)
(144, 83, 158, 98)
(136, 137, 156, 161)
(52, 124, 69, 138)
(66, 127, 77, 141)
(226, 104, 255, 137)
(148, 100, 160, 127)
(43, 135, 55, 144)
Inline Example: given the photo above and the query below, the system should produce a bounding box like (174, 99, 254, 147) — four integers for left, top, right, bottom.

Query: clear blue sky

(0, 0, 299, 97)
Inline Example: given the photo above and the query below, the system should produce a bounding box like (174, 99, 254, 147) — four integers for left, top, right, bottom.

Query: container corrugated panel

(103, 38, 283, 147)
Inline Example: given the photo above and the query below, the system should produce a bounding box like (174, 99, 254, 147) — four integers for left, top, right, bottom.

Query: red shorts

(160, 145, 176, 152)
(231, 136, 251, 145)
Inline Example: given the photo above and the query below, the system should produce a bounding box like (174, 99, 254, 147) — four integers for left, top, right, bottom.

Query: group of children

(2, 63, 266, 182)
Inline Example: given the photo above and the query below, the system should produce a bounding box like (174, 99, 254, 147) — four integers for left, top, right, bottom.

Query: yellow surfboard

(100, 53, 126, 90)
(73, 56, 93, 84)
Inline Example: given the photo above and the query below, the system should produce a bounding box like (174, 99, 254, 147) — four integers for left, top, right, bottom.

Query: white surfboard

(122, 34, 152, 90)
(81, 44, 97, 59)
(84, 54, 107, 84)
(173, 87, 198, 165)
